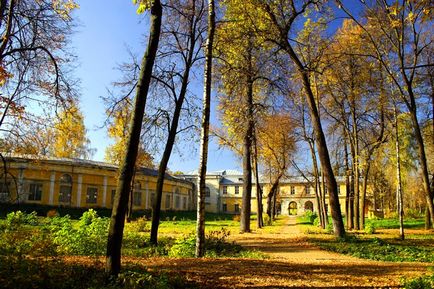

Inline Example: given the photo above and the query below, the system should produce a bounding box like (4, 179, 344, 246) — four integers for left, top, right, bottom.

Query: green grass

(298, 216, 434, 263)
(313, 235, 434, 263)
(366, 218, 425, 229)
(0, 210, 263, 260)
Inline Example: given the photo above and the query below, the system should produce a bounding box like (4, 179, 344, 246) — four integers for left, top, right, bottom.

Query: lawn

(297, 213, 434, 263)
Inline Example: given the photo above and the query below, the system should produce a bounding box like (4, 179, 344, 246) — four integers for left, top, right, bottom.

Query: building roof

(3, 154, 191, 185)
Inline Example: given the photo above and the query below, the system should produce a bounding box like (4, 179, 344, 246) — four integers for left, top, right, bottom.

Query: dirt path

(138, 217, 430, 288)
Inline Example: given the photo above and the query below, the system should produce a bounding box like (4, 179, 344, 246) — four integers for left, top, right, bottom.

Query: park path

(135, 216, 431, 288)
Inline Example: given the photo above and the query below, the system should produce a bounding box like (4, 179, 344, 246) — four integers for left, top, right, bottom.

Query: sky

(72, 0, 239, 173)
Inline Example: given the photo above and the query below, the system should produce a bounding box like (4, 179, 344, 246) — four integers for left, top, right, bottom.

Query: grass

(366, 218, 425, 229)
(297, 216, 434, 263)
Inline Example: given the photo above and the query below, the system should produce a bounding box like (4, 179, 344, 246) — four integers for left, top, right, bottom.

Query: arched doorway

(304, 201, 314, 212)
(288, 201, 297, 215)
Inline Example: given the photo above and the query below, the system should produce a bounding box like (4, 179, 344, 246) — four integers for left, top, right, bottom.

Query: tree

(257, 113, 295, 220)
(216, 0, 273, 232)
(336, 0, 434, 228)
(105, 100, 154, 168)
(0, 0, 78, 146)
(196, 0, 215, 258)
(52, 102, 93, 159)
(250, 0, 345, 237)
(150, 0, 206, 245)
(106, 0, 162, 276)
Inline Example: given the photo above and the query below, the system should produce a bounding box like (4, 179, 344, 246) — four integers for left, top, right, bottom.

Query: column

(102, 176, 107, 207)
(49, 172, 55, 205)
(145, 182, 149, 209)
(76, 174, 82, 207)
(17, 168, 24, 202)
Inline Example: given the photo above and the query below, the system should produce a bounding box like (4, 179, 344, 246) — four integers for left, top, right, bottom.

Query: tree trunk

(252, 129, 263, 228)
(150, 4, 198, 244)
(240, 77, 253, 233)
(344, 136, 351, 230)
(284, 42, 345, 237)
(321, 171, 328, 227)
(360, 165, 370, 229)
(195, 0, 215, 258)
(394, 106, 405, 240)
(351, 106, 360, 231)
(308, 140, 324, 228)
(425, 207, 432, 230)
(105, 0, 162, 276)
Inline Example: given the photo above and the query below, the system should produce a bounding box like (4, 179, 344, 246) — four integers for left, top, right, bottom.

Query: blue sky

(72, 0, 238, 173)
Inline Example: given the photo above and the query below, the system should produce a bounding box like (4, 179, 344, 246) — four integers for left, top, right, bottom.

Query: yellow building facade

(0, 155, 194, 211)
(181, 171, 347, 216)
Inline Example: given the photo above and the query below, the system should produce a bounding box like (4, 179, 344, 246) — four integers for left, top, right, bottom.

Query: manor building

(0, 155, 194, 211)
(180, 170, 348, 216)
(1, 155, 348, 216)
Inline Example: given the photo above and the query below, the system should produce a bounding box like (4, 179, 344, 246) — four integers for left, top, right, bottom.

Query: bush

(263, 214, 271, 225)
(406, 209, 423, 219)
(48, 210, 109, 255)
(298, 211, 317, 224)
(168, 234, 196, 257)
(5, 210, 38, 230)
(232, 214, 241, 222)
(46, 209, 59, 218)
(130, 217, 150, 233)
(364, 223, 376, 234)
(402, 274, 434, 289)
(325, 222, 333, 233)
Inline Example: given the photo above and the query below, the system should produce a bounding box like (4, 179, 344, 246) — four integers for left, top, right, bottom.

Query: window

(86, 187, 98, 204)
(222, 186, 227, 195)
(28, 183, 43, 201)
(175, 195, 180, 209)
(222, 203, 227, 212)
(183, 197, 187, 210)
(234, 204, 240, 213)
(305, 185, 310, 195)
(205, 187, 210, 197)
(234, 186, 239, 195)
(0, 181, 10, 201)
(133, 191, 142, 206)
(165, 194, 171, 209)
(290, 186, 295, 195)
(59, 174, 72, 203)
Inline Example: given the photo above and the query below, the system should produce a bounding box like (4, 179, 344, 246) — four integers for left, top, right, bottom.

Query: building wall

(1, 157, 193, 211)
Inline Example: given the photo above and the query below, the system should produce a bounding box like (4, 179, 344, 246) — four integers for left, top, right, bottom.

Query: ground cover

(0, 210, 432, 288)
(297, 213, 434, 263)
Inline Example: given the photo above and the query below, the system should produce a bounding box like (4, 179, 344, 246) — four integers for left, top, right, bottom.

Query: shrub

(168, 234, 196, 257)
(130, 217, 150, 233)
(402, 274, 434, 289)
(5, 211, 38, 230)
(325, 222, 334, 233)
(263, 214, 271, 225)
(232, 214, 241, 222)
(48, 210, 109, 256)
(364, 223, 376, 234)
(406, 209, 423, 219)
(46, 209, 59, 218)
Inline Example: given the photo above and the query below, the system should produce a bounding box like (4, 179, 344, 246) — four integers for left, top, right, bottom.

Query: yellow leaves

(52, 0, 79, 20)
(53, 102, 90, 159)
(133, 0, 152, 14)
(0, 65, 12, 87)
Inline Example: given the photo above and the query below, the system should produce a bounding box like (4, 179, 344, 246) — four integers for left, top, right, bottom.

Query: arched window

(59, 174, 72, 204)
(304, 201, 314, 212)
(288, 201, 298, 215)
